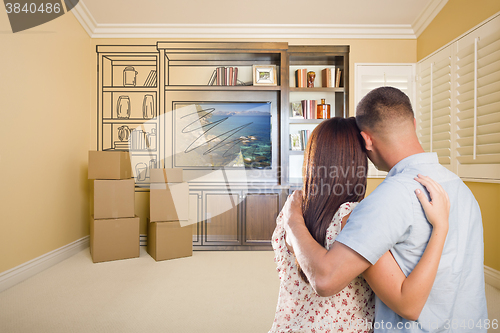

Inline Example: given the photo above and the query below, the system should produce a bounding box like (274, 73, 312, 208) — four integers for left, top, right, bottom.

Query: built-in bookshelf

(96, 42, 349, 250)
(285, 45, 350, 186)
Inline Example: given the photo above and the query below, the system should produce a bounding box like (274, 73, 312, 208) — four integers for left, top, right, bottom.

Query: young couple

(270, 87, 488, 332)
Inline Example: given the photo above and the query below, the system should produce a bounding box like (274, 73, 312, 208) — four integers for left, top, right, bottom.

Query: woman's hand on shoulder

(414, 174, 450, 232)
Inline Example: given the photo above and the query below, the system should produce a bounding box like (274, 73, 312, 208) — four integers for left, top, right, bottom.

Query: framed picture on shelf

(291, 102, 303, 118)
(253, 65, 277, 86)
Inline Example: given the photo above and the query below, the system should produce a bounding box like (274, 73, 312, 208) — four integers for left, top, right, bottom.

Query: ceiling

(72, 0, 448, 39)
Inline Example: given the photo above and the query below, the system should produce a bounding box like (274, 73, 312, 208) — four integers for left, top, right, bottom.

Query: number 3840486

(5, 3, 61, 14)
(443, 319, 498, 330)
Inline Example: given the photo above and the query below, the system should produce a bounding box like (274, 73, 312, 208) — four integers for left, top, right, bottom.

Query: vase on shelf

(307, 71, 315, 88)
(316, 99, 330, 119)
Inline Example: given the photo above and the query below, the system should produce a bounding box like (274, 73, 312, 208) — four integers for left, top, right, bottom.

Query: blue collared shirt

(335, 152, 488, 332)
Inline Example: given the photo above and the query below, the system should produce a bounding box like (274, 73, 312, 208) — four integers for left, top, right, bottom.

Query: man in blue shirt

(282, 86, 488, 332)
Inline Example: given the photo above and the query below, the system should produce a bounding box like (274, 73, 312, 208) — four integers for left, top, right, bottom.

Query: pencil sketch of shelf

(164, 85, 281, 91)
(103, 118, 155, 124)
(103, 87, 157, 92)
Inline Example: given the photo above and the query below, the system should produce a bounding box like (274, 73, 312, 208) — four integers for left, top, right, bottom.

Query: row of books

(294, 68, 342, 88)
(322, 68, 342, 88)
(143, 70, 157, 87)
(208, 67, 239, 86)
(291, 100, 321, 119)
(290, 130, 311, 151)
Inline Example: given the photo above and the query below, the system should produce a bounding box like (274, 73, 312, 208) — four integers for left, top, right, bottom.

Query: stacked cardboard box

(148, 168, 192, 261)
(88, 151, 140, 263)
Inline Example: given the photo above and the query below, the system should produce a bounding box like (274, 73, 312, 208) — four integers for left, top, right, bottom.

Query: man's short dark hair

(355, 86, 414, 133)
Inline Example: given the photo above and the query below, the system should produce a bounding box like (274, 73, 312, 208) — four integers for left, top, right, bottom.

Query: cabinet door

(455, 15, 500, 180)
(189, 192, 202, 246)
(204, 192, 241, 245)
(416, 47, 453, 171)
(244, 193, 279, 245)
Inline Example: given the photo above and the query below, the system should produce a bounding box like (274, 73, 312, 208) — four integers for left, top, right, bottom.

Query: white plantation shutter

(355, 64, 415, 178)
(416, 46, 452, 170)
(455, 15, 500, 180)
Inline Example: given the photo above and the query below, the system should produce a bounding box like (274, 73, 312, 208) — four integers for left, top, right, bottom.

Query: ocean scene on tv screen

(173, 102, 272, 168)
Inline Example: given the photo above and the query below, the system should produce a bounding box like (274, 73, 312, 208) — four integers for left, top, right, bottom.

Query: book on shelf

(212, 67, 238, 86)
(295, 69, 307, 88)
(301, 100, 318, 119)
(229, 67, 234, 86)
(335, 68, 342, 88)
(321, 68, 336, 88)
(300, 130, 311, 150)
(233, 67, 238, 86)
(143, 70, 157, 87)
(208, 70, 217, 85)
(114, 141, 129, 150)
(130, 129, 147, 151)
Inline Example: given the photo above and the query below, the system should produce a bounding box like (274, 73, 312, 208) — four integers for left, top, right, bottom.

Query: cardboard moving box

(147, 220, 193, 261)
(150, 182, 189, 222)
(150, 168, 184, 183)
(94, 179, 135, 219)
(90, 216, 140, 263)
(88, 151, 132, 180)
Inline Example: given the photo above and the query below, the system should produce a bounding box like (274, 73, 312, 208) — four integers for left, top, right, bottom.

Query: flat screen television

(173, 102, 272, 169)
(166, 91, 279, 184)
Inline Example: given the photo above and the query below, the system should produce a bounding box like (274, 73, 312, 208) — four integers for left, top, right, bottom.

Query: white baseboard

(485, 265, 500, 290)
(0, 236, 89, 293)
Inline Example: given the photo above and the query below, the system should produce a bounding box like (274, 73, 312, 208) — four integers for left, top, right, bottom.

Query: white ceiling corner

(71, 0, 97, 37)
(412, 0, 449, 37)
(71, 0, 446, 39)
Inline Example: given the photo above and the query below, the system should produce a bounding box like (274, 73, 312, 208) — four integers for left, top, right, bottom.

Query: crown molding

(87, 23, 416, 39)
(71, 0, 450, 40)
(70, 1, 416, 39)
(412, 0, 449, 38)
(70, 0, 98, 36)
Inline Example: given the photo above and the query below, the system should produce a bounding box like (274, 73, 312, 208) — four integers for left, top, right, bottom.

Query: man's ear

(360, 131, 373, 151)
(414, 118, 417, 130)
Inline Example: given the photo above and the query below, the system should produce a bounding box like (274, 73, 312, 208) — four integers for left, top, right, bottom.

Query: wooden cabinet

(244, 193, 280, 245)
(189, 192, 202, 245)
(204, 192, 241, 245)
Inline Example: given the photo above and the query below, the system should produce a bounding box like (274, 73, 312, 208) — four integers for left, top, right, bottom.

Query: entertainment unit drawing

(96, 42, 350, 250)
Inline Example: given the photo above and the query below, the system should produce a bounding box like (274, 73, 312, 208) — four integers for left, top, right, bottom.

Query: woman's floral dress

(270, 202, 375, 333)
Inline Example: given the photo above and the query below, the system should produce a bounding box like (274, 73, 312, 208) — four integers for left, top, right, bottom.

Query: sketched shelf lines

(103, 118, 157, 124)
(164, 85, 281, 91)
(103, 87, 157, 92)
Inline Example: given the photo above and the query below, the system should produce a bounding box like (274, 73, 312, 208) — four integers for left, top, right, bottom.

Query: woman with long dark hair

(270, 117, 449, 332)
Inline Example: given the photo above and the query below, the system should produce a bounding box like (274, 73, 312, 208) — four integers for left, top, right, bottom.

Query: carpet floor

(0, 248, 499, 333)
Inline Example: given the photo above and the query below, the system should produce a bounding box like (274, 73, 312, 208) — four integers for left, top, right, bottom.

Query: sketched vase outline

(143, 95, 155, 119)
(117, 96, 131, 119)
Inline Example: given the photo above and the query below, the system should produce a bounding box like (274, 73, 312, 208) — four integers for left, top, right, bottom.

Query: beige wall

(464, 182, 500, 271)
(417, 0, 500, 60)
(0, 13, 91, 273)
